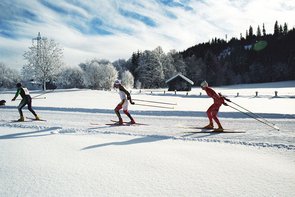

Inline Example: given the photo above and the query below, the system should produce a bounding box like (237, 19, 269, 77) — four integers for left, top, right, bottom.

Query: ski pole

(227, 103, 279, 131)
(16, 97, 46, 100)
(32, 89, 55, 99)
(133, 99, 177, 106)
(134, 103, 174, 109)
(32, 97, 46, 100)
(223, 96, 276, 126)
(32, 92, 47, 99)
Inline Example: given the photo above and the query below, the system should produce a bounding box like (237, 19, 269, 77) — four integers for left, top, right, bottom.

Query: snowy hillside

(0, 81, 295, 196)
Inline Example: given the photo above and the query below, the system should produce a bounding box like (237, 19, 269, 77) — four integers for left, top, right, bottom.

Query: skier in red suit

(201, 81, 227, 132)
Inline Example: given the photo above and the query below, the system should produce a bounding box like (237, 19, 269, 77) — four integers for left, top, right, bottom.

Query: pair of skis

(90, 120, 148, 126)
(181, 126, 246, 133)
(10, 117, 46, 123)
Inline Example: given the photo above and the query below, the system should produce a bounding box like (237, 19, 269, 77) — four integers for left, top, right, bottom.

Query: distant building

(26, 80, 42, 90)
(165, 73, 194, 91)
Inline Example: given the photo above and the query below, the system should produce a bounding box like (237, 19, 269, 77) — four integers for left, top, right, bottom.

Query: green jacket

(14, 87, 30, 99)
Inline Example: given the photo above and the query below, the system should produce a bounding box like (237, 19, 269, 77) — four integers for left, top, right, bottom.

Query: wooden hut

(165, 73, 194, 91)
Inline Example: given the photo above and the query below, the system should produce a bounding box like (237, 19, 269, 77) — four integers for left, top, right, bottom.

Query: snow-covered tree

(135, 50, 164, 88)
(153, 46, 177, 80)
(0, 62, 20, 88)
(112, 59, 127, 78)
(23, 36, 64, 90)
(170, 50, 187, 75)
(80, 60, 118, 90)
(163, 50, 178, 80)
(57, 67, 84, 88)
(135, 80, 142, 89)
(121, 70, 134, 88)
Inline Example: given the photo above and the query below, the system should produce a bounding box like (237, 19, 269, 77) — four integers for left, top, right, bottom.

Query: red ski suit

(203, 87, 225, 127)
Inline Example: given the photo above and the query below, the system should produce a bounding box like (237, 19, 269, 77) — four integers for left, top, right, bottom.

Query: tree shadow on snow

(81, 135, 170, 150)
(0, 127, 62, 140)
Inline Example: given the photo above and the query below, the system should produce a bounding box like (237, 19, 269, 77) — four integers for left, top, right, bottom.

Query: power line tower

(32, 32, 46, 67)
(32, 32, 47, 89)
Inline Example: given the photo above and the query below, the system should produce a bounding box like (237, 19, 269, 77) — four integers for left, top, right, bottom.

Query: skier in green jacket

(11, 83, 40, 121)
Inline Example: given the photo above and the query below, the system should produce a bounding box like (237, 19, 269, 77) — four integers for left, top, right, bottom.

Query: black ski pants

(18, 96, 37, 117)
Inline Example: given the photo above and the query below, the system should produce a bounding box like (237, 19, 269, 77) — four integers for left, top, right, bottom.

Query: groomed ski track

(1, 108, 294, 151)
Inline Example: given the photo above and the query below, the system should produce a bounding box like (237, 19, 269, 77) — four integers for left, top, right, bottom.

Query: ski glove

(218, 93, 231, 102)
(223, 97, 231, 102)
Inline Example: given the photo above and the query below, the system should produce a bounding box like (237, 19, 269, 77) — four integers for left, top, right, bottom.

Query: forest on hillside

(181, 21, 295, 86)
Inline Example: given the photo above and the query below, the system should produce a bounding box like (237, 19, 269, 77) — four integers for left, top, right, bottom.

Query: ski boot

(203, 124, 213, 129)
(35, 115, 40, 120)
(18, 116, 24, 122)
(213, 127, 224, 132)
(129, 119, 136, 124)
(115, 118, 123, 125)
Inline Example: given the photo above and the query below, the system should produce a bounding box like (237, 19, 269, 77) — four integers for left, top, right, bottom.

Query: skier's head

(114, 79, 121, 88)
(200, 80, 208, 89)
(16, 83, 22, 88)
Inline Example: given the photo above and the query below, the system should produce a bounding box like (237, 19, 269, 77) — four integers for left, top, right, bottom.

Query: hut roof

(165, 73, 194, 85)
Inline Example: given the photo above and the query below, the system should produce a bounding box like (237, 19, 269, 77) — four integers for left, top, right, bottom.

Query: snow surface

(0, 81, 295, 196)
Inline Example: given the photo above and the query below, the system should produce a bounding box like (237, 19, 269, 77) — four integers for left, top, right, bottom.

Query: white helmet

(200, 80, 208, 88)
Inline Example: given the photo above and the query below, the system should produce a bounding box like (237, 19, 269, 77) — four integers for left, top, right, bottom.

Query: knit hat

(114, 79, 121, 85)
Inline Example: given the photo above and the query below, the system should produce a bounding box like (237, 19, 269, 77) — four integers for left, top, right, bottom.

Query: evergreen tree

(112, 59, 127, 78)
(184, 55, 204, 84)
(171, 51, 187, 75)
(283, 23, 288, 34)
(249, 26, 254, 37)
(130, 51, 141, 80)
(257, 26, 261, 37)
(279, 25, 283, 34)
(262, 23, 266, 36)
(136, 50, 164, 88)
(274, 21, 279, 36)
(162, 51, 177, 80)
(204, 51, 218, 85)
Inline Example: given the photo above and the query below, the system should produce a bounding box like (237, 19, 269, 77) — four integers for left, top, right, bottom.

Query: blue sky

(1, 0, 295, 69)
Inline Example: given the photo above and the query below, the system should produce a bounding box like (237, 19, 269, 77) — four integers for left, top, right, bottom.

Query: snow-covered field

(0, 81, 295, 196)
